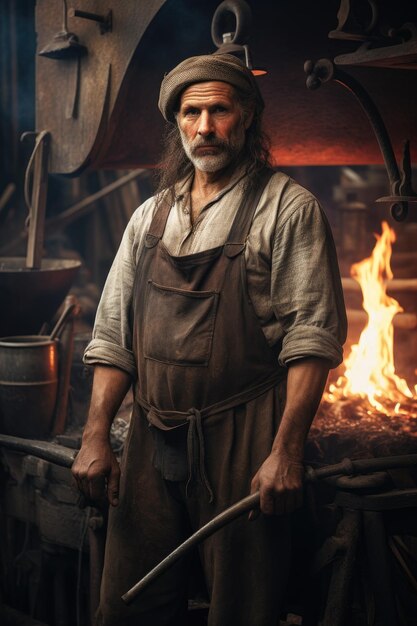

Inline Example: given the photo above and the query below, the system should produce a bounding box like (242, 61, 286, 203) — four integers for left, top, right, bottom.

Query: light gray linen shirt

(84, 169, 347, 377)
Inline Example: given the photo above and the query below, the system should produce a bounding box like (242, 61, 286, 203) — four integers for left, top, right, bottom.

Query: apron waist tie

(137, 370, 286, 503)
(186, 408, 214, 503)
(137, 399, 215, 502)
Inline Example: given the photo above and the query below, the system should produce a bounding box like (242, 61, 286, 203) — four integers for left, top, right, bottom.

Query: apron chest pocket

(144, 280, 219, 366)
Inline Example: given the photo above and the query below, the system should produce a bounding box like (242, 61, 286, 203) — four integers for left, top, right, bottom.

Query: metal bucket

(0, 257, 81, 336)
(0, 336, 59, 439)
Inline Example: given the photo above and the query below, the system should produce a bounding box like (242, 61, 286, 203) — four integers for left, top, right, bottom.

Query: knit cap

(158, 53, 264, 122)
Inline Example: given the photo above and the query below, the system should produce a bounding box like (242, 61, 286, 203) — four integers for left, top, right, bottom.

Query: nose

(197, 111, 214, 137)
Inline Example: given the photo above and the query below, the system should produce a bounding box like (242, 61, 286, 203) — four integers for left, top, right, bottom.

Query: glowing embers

(326, 221, 417, 420)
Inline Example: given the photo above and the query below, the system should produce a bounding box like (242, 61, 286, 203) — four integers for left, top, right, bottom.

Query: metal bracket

(68, 8, 112, 35)
(210, 0, 266, 74)
(328, 0, 417, 70)
(304, 57, 417, 221)
(328, 0, 380, 42)
(334, 22, 417, 70)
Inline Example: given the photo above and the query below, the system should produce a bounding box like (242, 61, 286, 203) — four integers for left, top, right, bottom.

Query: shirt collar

(174, 164, 249, 209)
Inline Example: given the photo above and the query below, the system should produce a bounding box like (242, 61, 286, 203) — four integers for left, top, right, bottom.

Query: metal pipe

(342, 277, 417, 293)
(305, 58, 400, 189)
(122, 453, 417, 604)
(332, 67, 400, 190)
(305, 454, 417, 481)
(122, 492, 259, 604)
(0, 433, 76, 467)
(88, 515, 106, 624)
(68, 8, 112, 34)
(1, 433, 415, 605)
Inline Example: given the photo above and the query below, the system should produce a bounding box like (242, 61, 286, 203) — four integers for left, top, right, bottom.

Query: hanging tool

(38, 0, 87, 59)
(22, 130, 50, 269)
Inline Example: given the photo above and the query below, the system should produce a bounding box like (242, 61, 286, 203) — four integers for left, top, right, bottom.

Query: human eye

(183, 107, 199, 118)
(213, 105, 228, 114)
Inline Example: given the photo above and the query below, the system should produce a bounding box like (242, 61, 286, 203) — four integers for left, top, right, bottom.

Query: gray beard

(179, 127, 245, 173)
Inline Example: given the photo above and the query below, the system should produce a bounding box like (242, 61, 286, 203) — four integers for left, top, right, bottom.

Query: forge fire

(311, 222, 417, 462)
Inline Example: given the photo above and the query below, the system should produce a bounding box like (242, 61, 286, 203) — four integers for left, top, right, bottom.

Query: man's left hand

(249, 450, 304, 518)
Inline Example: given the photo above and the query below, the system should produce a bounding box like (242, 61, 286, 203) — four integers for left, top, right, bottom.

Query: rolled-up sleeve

(83, 207, 146, 377)
(271, 195, 347, 368)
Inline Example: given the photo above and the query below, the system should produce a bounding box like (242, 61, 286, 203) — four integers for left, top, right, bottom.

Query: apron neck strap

(146, 168, 274, 245)
(226, 168, 274, 244)
(147, 191, 173, 242)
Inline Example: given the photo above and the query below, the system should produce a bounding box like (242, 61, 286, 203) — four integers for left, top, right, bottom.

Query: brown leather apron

(131, 168, 285, 500)
(97, 170, 291, 626)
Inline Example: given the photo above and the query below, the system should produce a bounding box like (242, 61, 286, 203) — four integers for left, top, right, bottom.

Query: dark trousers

(96, 385, 291, 626)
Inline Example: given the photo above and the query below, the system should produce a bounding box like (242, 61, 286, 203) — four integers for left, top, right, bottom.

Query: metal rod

(69, 9, 107, 25)
(25, 132, 50, 269)
(122, 453, 417, 604)
(304, 58, 407, 218)
(332, 68, 400, 190)
(45, 169, 148, 233)
(68, 8, 112, 33)
(346, 308, 417, 330)
(51, 296, 78, 436)
(0, 433, 76, 467)
(0, 169, 148, 255)
(1, 430, 415, 603)
(342, 277, 417, 292)
(49, 299, 77, 341)
(62, 0, 68, 33)
(306, 454, 417, 480)
(0, 182, 15, 213)
(389, 536, 417, 594)
(122, 492, 260, 604)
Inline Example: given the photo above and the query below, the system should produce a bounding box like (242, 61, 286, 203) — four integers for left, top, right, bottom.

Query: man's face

(176, 81, 252, 173)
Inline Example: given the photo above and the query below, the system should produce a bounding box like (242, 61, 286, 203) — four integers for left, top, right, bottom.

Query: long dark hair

(153, 88, 273, 206)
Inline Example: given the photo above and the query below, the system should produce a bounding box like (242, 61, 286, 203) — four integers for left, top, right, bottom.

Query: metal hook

(304, 58, 417, 222)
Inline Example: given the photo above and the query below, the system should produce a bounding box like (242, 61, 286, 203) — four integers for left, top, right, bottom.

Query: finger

(260, 489, 275, 516)
(74, 472, 90, 499)
(78, 470, 92, 494)
(72, 466, 83, 492)
(248, 507, 261, 522)
(107, 464, 120, 506)
(72, 472, 83, 494)
(74, 478, 94, 507)
(88, 474, 107, 503)
(248, 478, 260, 520)
(250, 476, 259, 495)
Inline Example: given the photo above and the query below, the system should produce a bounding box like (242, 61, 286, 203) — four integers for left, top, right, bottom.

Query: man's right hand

(71, 365, 132, 507)
(72, 437, 120, 507)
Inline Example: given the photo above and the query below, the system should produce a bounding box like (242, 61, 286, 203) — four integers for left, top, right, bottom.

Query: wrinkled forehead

(179, 81, 238, 109)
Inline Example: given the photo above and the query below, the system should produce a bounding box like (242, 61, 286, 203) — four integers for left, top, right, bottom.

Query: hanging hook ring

(211, 0, 252, 48)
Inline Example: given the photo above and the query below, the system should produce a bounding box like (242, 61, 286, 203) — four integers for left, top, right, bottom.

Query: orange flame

(327, 221, 416, 416)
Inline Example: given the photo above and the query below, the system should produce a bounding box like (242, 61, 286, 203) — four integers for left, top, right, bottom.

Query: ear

(243, 106, 255, 130)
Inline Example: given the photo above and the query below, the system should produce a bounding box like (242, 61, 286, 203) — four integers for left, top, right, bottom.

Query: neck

(191, 161, 238, 198)
(189, 165, 235, 223)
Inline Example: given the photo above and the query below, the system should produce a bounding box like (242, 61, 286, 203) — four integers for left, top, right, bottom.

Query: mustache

(190, 137, 227, 151)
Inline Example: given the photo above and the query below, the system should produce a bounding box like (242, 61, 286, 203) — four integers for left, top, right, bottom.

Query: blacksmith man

(73, 53, 347, 625)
